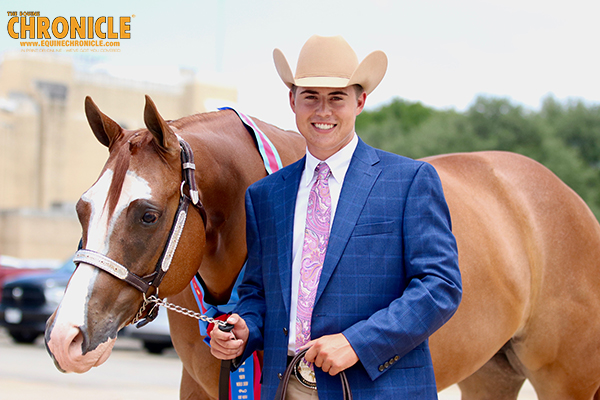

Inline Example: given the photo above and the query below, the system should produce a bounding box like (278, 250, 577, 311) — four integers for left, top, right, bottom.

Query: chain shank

(134, 295, 228, 328)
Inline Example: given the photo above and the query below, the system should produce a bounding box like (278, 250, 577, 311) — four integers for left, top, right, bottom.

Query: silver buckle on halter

(293, 357, 317, 389)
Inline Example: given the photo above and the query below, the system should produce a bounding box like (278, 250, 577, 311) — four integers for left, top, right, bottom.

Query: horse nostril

(76, 325, 91, 355)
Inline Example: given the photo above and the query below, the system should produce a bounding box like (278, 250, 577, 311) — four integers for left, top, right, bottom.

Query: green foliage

(356, 95, 600, 220)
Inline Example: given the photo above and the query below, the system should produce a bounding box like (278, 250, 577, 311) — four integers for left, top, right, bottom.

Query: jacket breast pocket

(352, 221, 395, 237)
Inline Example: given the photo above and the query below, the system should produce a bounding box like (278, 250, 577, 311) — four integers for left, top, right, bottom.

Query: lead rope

(132, 292, 231, 329)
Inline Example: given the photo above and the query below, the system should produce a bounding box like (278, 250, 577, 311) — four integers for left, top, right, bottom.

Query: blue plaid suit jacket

(235, 138, 462, 399)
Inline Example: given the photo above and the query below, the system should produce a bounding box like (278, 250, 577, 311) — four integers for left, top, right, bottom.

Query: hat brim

(273, 48, 387, 95)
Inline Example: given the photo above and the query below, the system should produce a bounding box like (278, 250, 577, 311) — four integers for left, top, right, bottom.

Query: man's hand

(210, 314, 249, 360)
(302, 333, 359, 376)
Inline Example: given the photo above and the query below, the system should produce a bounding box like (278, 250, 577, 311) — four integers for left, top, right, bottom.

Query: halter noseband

(73, 137, 207, 305)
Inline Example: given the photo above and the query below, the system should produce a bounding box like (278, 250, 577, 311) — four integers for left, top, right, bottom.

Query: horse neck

(178, 115, 267, 304)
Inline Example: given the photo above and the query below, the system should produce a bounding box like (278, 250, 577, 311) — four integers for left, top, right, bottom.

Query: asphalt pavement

(0, 328, 181, 400)
(0, 328, 537, 399)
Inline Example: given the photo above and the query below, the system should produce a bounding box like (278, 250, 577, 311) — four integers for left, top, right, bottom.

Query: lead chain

(138, 294, 229, 328)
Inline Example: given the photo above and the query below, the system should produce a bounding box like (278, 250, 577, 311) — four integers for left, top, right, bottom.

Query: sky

(2, 0, 599, 131)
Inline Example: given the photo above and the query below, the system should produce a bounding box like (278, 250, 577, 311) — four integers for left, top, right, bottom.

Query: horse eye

(141, 212, 159, 225)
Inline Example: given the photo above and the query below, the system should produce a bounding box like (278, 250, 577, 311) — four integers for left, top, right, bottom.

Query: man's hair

(291, 84, 364, 100)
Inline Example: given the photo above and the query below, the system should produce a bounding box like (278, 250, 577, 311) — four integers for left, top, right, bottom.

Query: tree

(356, 95, 600, 220)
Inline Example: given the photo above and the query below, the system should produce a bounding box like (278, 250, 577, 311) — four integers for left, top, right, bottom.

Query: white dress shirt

(288, 133, 359, 354)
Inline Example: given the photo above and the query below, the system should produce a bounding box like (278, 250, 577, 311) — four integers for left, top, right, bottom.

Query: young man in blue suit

(211, 35, 462, 399)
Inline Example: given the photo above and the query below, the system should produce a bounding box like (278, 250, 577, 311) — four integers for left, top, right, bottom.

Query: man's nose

(316, 99, 332, 117)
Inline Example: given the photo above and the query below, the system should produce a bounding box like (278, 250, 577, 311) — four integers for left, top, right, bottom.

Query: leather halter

(73, 138, 207, 306)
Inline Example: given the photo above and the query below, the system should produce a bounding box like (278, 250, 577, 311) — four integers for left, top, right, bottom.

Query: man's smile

(313, 123, 336, 130)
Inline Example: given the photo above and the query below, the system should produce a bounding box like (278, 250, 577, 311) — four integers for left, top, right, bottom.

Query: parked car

(123, 308, 173, 354)
(0, 257, 75, 343)
(0, 255, 173, 353)
(0, 255, 58, 305)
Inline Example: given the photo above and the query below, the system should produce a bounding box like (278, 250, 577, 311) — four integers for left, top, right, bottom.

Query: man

(211, 35, 462, 399)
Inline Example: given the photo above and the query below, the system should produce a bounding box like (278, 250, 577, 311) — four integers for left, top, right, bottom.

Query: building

(0, 52, 237, 259)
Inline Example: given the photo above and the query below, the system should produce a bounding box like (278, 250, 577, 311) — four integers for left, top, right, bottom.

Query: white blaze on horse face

(48, 168, 153, 371)
(62, 168, 152, 314)
(82, 169, 153, 253)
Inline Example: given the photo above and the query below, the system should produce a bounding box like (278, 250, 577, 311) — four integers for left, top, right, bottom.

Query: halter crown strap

(179, 139, 200, 205)
(178, 138, 207, 225)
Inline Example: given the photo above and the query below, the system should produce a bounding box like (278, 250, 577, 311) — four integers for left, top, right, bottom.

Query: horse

(425, 151, 600, 399)
(45, 96, 600, 399)
(44, 95, 305, 399)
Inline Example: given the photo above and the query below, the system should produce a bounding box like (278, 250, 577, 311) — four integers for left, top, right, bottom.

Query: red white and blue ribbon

(230, 352, 261, 400)
(219, 107, 283, 175)
(191, 265, 261, 400)
(190, 267, 244, 345)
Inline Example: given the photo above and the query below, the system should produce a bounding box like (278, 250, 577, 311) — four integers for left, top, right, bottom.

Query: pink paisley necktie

(296, 162, 332, 350)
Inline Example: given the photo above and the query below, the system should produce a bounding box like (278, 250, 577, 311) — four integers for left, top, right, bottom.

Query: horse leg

(458, 343, 526, 400)
(526, 367, 599, 400)
(180, 365, 214, 400)
(168, 286, 222, 400)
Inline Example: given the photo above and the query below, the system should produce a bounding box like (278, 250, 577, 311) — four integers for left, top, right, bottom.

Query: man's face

(289, 86, 366, 160)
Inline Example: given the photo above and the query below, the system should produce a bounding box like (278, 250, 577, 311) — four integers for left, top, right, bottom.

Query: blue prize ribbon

(229, 355, 255, 400)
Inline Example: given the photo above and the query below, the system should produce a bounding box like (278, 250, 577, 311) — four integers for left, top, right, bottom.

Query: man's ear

(356, 91, 367, 116)
(289, 90, 296, 114)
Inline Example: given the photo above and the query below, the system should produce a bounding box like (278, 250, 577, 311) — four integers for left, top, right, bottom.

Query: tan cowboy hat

(273, 35, 388, 95)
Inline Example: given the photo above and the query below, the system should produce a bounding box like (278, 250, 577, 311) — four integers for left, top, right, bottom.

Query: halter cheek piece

(73, 138, 207, 322)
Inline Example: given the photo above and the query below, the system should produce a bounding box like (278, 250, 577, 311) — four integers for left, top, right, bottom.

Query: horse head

(45, 95, 206, 373)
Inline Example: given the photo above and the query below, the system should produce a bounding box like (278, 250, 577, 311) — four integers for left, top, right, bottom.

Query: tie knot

(315, 162, 330, 181)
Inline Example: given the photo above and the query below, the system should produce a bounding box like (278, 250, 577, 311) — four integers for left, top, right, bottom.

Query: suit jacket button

(278, 373, 283, 380)
(394, 355, 399, 361)
(283, 328, 288, 336)
(378, 365, 384, 372)
(384, 361, 390, 369)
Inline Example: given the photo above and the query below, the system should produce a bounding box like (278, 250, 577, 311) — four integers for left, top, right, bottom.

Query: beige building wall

(0, 52, 237, 259)
(0, 208, 81, 260)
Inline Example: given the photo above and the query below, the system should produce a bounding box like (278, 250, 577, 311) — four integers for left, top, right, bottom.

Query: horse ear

(84, 96, 122, 148)
(144, 95, 178, 153)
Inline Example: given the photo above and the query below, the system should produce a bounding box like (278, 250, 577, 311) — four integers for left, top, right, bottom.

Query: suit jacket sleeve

(342, 162, 462, 381)
(233, 188, 267, 363)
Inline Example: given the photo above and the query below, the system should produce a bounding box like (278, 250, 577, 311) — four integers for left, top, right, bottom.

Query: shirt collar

(302, 133, 358, 187)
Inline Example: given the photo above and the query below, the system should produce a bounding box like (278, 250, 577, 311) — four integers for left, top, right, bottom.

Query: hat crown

(273, 34, 387, 95)
(295, 35, 359, 80)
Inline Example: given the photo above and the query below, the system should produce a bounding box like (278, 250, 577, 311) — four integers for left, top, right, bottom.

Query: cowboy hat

(273, 35, 387, 95)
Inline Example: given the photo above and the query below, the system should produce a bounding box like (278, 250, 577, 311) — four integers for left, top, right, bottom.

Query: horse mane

(168, 110, 222, 130)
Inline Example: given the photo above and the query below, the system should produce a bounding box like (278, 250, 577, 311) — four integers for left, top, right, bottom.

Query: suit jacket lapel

(316, 139, 381, 305)
(276, 157, 305, 314)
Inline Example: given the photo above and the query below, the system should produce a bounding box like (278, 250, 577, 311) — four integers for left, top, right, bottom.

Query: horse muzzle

(44, 262, 119, 373)
(45, 313, 117, 373)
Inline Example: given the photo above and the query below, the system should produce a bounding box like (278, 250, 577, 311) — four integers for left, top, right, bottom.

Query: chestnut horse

(46, 96, 600, 399)
(45, 95, 304, 398)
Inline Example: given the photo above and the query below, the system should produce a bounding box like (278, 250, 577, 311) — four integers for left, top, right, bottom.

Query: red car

(0, 256, 58, 305)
